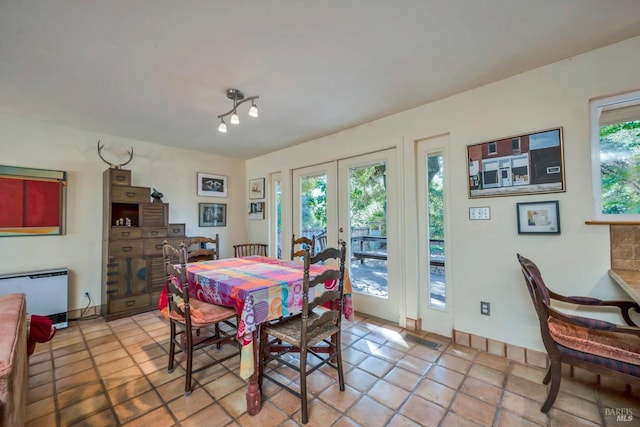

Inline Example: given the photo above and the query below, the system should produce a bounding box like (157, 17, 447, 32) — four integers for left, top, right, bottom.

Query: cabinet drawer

(109, 240, 143, 257)
(109, 294, 150, 314)
(168, 223, 185, 237)
(111, 186, 150, 203)
(144, 238, 166, 255)
(142, 227, 168, 239)
(110, 227, 142, 240)
(107, 169, 131, 186)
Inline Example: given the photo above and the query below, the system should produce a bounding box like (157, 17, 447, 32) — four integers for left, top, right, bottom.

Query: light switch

(469, 207, 491, 220)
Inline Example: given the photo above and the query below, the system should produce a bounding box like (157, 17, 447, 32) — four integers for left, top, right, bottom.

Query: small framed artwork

(467, 127, 565, 198)
(249, 178, 265, 200)
(199, 203, 226, 227)
(249, 202, 265, 220)
(197, 173, 227, 197)
(516, 200, 560, 234)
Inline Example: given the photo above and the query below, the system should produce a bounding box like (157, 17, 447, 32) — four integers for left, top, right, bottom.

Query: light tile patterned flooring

(26, 311, 639, 426)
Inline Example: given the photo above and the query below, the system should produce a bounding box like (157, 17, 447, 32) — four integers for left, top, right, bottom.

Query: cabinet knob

(116, 176, 126, 181)
(151, 230, 159, 236)
(122, 231, 130, 237)
(126, 192, 136, 198)
(122, 246, 132, 252)
(125, 300, 136, 307)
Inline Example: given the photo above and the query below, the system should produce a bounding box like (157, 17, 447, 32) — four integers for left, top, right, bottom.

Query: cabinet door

(148, 255, 165, 292)
(140, 203, 168, 227)
(106, 255, 148, 297)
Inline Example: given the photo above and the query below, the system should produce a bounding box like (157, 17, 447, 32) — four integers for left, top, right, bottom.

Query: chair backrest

(163, 241, 190, 321)
(185, 235, 219, 262)
(233, 243, 268, 257)
(291, 234, 316, 260)
(301, 241, 347, 344)
(517, 253, 551, 305)
(316, 234, 327, 252)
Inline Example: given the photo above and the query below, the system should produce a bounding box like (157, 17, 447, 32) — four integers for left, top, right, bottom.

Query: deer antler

(97, 141, 134, 169)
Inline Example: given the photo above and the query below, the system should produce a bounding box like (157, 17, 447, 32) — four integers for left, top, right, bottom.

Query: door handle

(339, 227, 344, 233)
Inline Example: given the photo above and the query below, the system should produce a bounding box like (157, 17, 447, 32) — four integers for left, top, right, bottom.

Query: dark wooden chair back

(233, 243, 268, 257)
(291, 234, 315, 260)
(184, 235, 219, 262)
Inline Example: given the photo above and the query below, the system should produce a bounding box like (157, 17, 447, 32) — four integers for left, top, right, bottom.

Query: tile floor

(26, 311, 639, 426)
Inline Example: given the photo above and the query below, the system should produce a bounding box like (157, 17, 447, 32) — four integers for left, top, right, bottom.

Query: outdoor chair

(259, 242, 347, 424)
(233, 243, 268, 257)
(184, 235, 219, 262)
(517, 253, 640, 412)
(163, 242, 239, 395)
(291, 234, 315, 260)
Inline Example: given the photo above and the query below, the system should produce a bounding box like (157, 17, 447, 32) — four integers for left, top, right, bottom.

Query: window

(512, 137, 521, 153)
(590, 90, 640, 220)
(487, 142, 497, 155)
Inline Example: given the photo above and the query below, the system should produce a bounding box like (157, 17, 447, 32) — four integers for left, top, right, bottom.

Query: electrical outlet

(480, 301, 490, 316)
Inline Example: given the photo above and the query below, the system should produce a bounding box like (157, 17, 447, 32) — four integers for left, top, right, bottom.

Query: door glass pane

(300, 174, 327, 246)
(427, 152, 445, 308)
(348, 163, 388, 298)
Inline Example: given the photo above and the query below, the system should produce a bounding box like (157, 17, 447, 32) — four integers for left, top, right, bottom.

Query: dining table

(174, 255, 353, 415)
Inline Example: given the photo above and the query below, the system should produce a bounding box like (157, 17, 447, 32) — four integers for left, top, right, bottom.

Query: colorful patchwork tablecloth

(177, 256, 353, 378)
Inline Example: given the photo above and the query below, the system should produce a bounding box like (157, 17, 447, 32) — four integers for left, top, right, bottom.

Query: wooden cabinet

(101, 168, 185, 320)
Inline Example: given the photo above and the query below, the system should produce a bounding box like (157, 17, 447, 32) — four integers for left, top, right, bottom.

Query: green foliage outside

(349, 165, 387, 235)
(428, 154, 444, 243)
(600, 121, 640, 214)
(298, 156, 445, 246)
(301, 175, 327, 231)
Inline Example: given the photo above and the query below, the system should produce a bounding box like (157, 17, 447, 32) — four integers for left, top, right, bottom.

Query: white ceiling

(1, 1, 640, 159)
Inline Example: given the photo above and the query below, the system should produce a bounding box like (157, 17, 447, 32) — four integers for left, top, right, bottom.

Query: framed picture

(249, 178, 265, 200)
(467, 127, 565, 198)
(516, 201, 560, 234)
(197, 173, 227, 197)
(249, 202, 265, 220)
(249, 202, 264, 219)
(0, 165, 67, 237)
(199, 203, 226, 227)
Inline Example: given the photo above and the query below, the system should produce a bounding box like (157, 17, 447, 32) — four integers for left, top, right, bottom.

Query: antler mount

(97, 141, 134, 169)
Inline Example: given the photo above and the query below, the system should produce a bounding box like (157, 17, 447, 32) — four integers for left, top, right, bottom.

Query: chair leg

(541, 359, 561, 412)
(335, 333, 345, 391)
(168, 320, 177, 373)
(300, 347, 309, 424)
(543, 365, 551, 385)
(258, 326, 267, 391)
(185, 329, 194, 396)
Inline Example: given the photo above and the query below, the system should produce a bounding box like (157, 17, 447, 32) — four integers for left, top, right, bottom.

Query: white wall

(0, 118, 246, 311)
(246, 36, 640, 351)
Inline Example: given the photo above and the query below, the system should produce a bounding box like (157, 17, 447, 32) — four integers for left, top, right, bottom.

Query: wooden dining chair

(291, 234, 316, 260)
(184, 234, 219, 262)
(259, 242, 347, 424)
(163, 241, 240, 396)
(233, 243, 268, 257)
(517, 253, 640, 412)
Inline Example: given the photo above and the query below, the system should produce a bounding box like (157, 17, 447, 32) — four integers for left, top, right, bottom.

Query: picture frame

(199, 203, 226, 227)
(249, 202, 265, 220)
(249, 178, 265, 200)
(197, 173, 227, 197)
(0, 165, 67, 237)
(516, 200, 560, 234)
(467, 127, 565, 198)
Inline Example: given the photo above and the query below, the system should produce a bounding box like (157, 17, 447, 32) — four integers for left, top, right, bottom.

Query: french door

(292, 149, 399, 322)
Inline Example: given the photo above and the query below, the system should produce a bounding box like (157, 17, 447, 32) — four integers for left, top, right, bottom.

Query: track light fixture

(217, 88, 259, 132)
